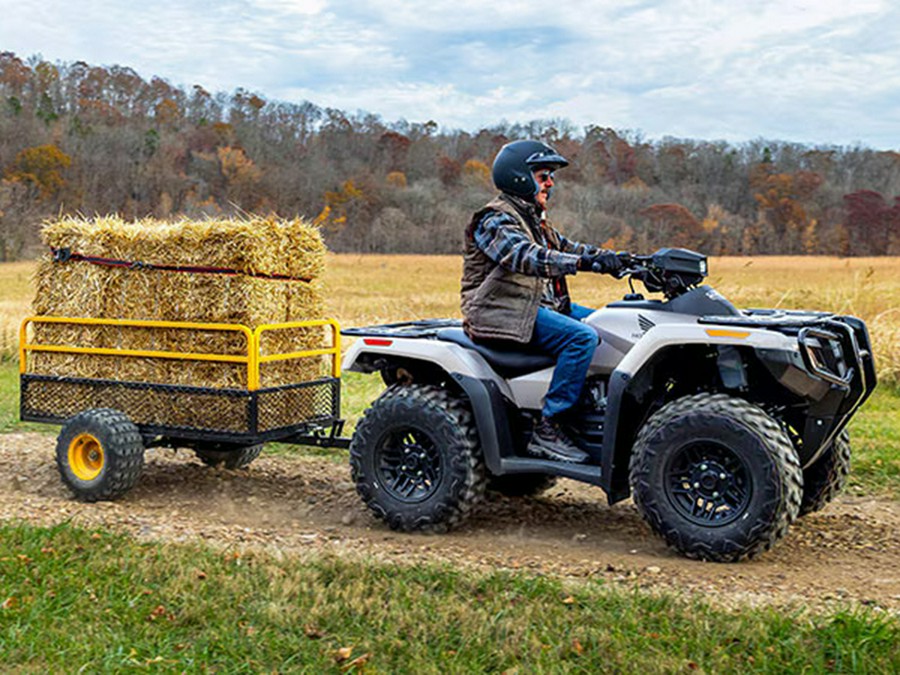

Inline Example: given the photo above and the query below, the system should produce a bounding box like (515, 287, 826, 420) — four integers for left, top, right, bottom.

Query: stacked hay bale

(28, 216, 329, 429)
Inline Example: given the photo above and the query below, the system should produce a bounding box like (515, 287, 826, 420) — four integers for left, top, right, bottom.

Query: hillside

(1, 51, 899, 261)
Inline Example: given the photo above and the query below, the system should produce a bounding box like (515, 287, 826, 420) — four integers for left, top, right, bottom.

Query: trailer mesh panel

(20, 374, 339, 440)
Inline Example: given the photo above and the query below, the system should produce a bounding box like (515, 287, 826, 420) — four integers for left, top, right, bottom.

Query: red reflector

(363, 338, 393, 346)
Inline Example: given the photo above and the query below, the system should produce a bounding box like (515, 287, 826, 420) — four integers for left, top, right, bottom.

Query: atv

(341, 249, 876, 562)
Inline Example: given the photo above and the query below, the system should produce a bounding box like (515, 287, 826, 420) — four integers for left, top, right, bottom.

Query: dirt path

(3, 432, 899, 612)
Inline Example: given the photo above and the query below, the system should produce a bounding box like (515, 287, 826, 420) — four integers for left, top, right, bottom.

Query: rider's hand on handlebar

(614, 251, 634, 268)
(579, 250, 633, 275)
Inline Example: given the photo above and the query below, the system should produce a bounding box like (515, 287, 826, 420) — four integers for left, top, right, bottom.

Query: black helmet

(491, 140, 569, 199)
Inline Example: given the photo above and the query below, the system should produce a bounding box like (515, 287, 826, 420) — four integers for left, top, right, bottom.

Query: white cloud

(0, 0, 897, 147)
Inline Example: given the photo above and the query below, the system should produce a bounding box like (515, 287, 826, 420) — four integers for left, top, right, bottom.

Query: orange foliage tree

(462, 159, 491, 187)
(751, 166, 823, 252)
(4, 144, 72, 198)
(315, 179, 366, 229)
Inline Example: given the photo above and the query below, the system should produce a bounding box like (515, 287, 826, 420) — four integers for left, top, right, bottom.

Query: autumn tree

(217, 146, 263, 209)
(638, 203, 703, 250)
(1, 50, 900, 257)
(843, 190, 900, 255)
(462, 159, 491, 188)
(751, 166, 823, 254)
(377, 131, 411, 173)
(4, 144, 72, 198)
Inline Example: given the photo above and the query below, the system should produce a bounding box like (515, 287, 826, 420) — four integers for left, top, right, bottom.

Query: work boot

(527, 418, 589, 463)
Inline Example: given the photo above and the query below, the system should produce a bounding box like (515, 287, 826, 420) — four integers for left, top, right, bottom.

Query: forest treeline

(1, 51, 899, 261)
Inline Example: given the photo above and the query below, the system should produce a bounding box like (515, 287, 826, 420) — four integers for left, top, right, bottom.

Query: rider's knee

(571, 324, 599, 351)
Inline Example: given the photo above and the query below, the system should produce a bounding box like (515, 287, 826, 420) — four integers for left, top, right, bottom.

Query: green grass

(1, 522, 898, 673)
(847, 386, 900, 495)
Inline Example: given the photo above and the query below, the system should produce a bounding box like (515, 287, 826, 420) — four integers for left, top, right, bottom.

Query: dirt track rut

(2, 432, 899, 612)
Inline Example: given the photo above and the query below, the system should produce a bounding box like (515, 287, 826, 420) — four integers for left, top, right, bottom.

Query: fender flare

(449, 373, 512, 475)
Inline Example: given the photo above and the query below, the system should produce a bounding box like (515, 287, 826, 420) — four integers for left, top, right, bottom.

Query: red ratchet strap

(50, 247, 312, 283)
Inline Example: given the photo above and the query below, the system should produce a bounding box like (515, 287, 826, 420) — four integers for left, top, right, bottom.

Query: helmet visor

(525, 149, 569, 169)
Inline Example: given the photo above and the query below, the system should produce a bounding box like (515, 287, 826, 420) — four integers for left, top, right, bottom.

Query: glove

(578, 251, 630, 274)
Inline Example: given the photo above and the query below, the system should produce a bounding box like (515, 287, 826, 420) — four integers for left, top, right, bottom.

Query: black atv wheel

(487, 473, 558, 497)
(799, 430, 851, 516)
(350, 384, 486, 533)
(56, 408, 145, 502)
(194, 443, 263, 470)
(629, 393, 802, 562)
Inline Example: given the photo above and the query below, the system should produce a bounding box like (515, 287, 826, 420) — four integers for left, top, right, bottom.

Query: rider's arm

(555, 230, 606, 257)
(473, 211, 581, 278)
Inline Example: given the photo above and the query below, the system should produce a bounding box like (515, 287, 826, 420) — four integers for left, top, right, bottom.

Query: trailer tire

(799, 430, 851, 516)
(350, 384, 486, 533)
(56, 408, 144, 502)
(629, 393, 802, 562)
(194, 444, 263, 470)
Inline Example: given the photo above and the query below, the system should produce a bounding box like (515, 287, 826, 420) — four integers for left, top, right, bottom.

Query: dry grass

(324, 254, 900, 385)
(3, 254, 900, 385)
(0, 261, 33, 361)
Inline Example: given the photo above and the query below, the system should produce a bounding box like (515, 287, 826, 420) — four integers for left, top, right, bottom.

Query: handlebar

(611, 253, 653, 279)
(589, 251, 644, 276)
(601, 249, 708, 299)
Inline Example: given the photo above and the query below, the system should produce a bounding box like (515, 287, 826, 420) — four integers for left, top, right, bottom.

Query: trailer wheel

(629, 393, 802, 562)
(194, 444, 263, 470)
(56, 408, 144, 502)
(350, 384, 486, 533)
(799, 430, 851, 516)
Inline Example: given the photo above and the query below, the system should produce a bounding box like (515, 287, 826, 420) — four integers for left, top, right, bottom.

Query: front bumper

(700, 311, 877, 466)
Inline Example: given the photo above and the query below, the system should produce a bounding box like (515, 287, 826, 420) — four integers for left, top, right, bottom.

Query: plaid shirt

(472, 210, 598, 276)
(473, 210, 600, 307)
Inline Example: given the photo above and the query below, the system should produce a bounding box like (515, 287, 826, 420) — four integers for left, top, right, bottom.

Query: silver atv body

(342, 249, 876, 562)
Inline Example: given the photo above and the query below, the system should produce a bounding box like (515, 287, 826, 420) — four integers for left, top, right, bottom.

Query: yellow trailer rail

(19, 316, 345, 445)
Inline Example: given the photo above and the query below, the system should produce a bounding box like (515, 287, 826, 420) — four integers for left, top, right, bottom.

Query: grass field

(2, 255, 899, 670)
(2, 522, 898, 673)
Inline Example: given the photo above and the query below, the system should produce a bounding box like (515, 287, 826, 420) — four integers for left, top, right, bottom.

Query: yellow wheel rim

(68, 433, 104, 481)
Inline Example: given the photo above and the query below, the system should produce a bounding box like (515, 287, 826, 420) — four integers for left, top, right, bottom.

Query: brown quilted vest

(461, 194, 565, 343)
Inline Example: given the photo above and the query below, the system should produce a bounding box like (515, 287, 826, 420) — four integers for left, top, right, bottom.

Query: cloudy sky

(2, 0, 898, 148)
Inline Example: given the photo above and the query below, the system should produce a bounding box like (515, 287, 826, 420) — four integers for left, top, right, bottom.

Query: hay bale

(41, 215, 326, 280)
(31, 259, 325, 387)
(28, 216, 333, 432)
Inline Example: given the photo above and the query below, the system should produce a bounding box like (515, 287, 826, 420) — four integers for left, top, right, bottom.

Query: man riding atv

(343, 140, 875, 562)
(463, 139, 628, 463)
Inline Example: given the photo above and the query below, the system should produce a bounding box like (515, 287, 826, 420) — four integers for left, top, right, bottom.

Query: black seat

(436, 327, 555, 378)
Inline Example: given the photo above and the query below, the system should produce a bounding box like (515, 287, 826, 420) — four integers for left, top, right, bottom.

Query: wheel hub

(376, 428, 442, 503)
(690, 460, 732, 499)
(666, 441, 751, 526)
(68, 433, 104, 481)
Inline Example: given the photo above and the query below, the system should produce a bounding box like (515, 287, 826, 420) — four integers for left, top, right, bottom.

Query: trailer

(19, 316, 349, 501)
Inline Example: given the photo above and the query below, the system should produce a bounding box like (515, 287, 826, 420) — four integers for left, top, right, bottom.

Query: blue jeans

(530, 303, 598, 419)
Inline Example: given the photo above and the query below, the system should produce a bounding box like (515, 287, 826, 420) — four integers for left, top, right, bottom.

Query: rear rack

(341, 318, 461, 339)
